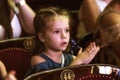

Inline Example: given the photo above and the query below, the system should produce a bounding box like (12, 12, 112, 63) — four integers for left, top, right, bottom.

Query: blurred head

(94, 13, 120, 48)
(33, 7, 71, 53)
(0, 0, 12, 39)
(102, 24, 120, 40)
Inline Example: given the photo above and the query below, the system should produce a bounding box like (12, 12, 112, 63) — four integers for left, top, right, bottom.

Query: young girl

(26, 7, 100, 76)
(79, 0, 120, 67)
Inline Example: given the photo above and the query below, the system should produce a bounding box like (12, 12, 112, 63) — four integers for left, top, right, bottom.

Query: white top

(0, 14, 22, 40)
(95, 0, 108, 12)
(11, 14, 22, 38)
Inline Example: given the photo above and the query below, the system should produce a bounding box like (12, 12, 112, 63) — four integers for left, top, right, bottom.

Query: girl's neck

(43, 50, 63, 63)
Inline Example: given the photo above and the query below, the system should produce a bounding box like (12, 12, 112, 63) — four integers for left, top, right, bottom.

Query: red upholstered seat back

(25, 64, 120, 80)
(0, 36, 35, 80)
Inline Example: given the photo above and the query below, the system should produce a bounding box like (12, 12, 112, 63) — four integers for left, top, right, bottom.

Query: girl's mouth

(61, 42, 68, 47)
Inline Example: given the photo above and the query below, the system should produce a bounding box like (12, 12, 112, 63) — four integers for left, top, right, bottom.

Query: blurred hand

(4, 70, 17, 80)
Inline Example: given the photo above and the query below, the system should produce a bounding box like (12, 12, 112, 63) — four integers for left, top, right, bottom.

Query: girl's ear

(38, 32, 45, 42)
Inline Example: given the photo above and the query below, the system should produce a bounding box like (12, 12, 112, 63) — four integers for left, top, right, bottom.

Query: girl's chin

(61, 47, 67, 51)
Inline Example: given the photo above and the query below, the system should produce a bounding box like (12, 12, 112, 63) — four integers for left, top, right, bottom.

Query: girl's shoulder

(31, 54, 46, 66)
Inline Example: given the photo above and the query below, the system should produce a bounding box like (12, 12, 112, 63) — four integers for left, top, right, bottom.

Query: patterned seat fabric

(0, 36, 35, 80)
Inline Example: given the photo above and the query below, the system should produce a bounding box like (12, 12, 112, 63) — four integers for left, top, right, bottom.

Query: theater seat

(0, 36, 35, 80)
(24, 64, 120, 80)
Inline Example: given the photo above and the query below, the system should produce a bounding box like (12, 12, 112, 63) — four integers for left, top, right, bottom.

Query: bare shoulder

(31, 55, 46, 66)
(101, 11, 120, 28)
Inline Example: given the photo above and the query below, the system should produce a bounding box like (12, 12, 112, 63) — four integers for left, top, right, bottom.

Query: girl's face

(39, 15, 70, 52)
(100, 24, 120, 47)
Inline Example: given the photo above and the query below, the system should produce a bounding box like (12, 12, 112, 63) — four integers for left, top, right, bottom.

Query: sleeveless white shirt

(11, 14, 22, 38)
(0, 14, 22, 40)
(95, 0, 108, 12)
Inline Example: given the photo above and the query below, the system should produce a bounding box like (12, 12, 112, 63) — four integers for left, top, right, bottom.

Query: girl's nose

(61, 31, 67, 39)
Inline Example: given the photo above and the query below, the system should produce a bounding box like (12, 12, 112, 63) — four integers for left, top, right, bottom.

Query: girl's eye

(54, 30, 60, 34)
(66, 29, 70, 33)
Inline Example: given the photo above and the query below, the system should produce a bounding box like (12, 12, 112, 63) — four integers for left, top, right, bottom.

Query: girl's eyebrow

(103, 24, 120, 31)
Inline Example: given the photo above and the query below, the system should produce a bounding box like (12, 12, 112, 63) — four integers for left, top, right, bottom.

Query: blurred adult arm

(80, 0, 101, 32)
(8, 0, 35, 34)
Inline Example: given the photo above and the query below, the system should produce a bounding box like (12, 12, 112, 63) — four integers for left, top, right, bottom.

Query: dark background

(26, 0, 83, 11)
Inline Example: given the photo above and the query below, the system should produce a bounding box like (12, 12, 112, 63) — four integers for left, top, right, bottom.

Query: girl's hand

(70, 42, 100, 66)
(77, 42, 100, 64)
